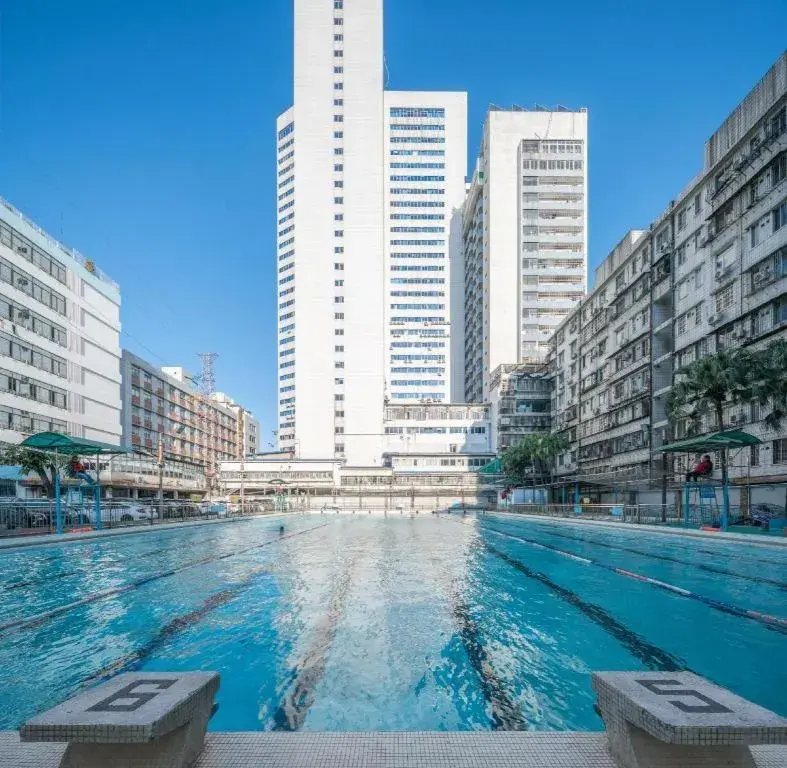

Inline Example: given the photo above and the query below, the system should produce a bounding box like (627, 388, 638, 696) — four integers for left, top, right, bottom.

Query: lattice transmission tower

(196, 352, 218, 397)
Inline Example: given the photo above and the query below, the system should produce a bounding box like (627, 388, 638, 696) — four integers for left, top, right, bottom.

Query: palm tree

(501, 432, 569, 496)
(668, 346, 754, 489)
(668, 340, 787, 499)
(750, 339, 787, 431)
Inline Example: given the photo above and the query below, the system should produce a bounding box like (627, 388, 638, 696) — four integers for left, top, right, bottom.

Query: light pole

(157, 435, 164, 525)
(239, 455, 245, 516)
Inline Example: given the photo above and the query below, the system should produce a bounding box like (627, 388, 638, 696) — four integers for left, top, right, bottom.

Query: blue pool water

(0, 514, 785, 731)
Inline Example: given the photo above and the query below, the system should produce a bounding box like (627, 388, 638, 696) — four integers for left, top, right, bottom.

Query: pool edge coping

(490, 511, 787, 548)
(0, 513, 289, 552)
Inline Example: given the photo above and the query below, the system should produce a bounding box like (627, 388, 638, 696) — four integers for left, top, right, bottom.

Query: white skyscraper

(462, 108, 588, 402)
(384, 91, 467, 406)
(277, 0, 466, 465)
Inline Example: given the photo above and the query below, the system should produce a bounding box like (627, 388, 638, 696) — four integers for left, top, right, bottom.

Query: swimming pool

(0, 513, 785, 731)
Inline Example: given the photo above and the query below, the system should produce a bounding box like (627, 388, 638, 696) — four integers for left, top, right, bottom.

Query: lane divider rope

(0, 523, 330, 639)
(443, 515, 787, 633)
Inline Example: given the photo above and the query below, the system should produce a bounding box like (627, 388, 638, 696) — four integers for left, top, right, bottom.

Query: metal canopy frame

(20, 432, 131, 534)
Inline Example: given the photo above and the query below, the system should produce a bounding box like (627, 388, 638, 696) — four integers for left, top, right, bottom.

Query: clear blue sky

(1, 1, 785, 445)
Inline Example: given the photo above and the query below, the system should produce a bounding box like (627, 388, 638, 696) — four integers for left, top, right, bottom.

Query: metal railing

(495, 502, 779, 533)
(0, 499, 265, 539)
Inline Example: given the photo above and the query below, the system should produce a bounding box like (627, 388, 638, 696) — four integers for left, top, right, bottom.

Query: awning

(479, 458, 503, 474)
(20, 432, 132, 456)
(661, 430, 761, 454)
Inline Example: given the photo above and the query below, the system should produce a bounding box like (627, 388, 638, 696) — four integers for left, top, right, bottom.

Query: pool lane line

(473, 521, 787, 634)
(80, 565, 273, 688)
(482, 542, 685, 672)
(271, 550, 361, 731)
(1, 544, 180, 591)
(0, 521, 283, 592)
(440, 516, 684, 673)
(491, 513, 787, 567)
(485, 519, 787, 590)
(0, 517, 252, 565)
(451, 592, 527, 730)
(0, 523, 330, 639)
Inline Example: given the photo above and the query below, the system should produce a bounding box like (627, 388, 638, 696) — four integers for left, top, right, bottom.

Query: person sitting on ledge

(686, 454, 713, 482)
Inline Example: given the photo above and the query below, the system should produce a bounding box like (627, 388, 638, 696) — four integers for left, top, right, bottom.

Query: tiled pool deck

(1, 731, 785, 767)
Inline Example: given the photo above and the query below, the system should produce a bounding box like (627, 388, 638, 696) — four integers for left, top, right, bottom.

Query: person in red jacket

(686, 454, 713, 482)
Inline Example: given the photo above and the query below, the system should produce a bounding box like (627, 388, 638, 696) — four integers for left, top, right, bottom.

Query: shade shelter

(20, 432, 133, 534)
(661, 430, 761, 530)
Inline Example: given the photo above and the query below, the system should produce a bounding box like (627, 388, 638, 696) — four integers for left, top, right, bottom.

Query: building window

(334, 197, 343, 204)
(773, 200, 787, 232)
(773, 438, 787, 464)
(333, 66, 343, 74)
(715, 285, 734, 313)
(333, 131, 343, 139)
(772, 153, 786, 186)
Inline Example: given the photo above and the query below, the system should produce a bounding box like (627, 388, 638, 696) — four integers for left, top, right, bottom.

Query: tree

(501, 432, 569, 489)
(0, 445, 70, 498)
(668, 340, 787, 495)
(749, 339, 787, 431)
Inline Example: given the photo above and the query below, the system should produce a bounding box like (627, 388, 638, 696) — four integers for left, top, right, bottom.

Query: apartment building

(276, 0, 467, 465)
(488, 364, 552, 452)
(462, 107, 588, 403)
(384, 92, 467, 405)
(212, 392, 260, 458)
(120, 351, 240, 471)
(0, 198, 122, 446)
(549, 52, 787, 493)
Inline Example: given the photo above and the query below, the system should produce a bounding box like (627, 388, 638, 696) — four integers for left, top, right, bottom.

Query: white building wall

(0, 198, 122, 446)
(464, 109, 588, 402)
(383, 91, 467, 406)
(278, 0, 386, 466)
(341, 0, 385, 467)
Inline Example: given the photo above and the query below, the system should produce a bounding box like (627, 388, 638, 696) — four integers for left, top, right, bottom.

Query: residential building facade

(0, 198, 122, 446)
(463, 107, 588, 403)
(212, 392, 260, 458)
(276, 0, 467, 465)
(120, 351, 241, 472)
(549, 52, 787, 498)
(488, 364, 551, 452)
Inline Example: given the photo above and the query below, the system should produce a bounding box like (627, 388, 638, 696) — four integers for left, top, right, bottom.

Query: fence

(0, 499, 266, 539)
(499, 502, 751, 530)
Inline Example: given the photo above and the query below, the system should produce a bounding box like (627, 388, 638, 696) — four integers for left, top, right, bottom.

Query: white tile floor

(2, 731, 785, 768)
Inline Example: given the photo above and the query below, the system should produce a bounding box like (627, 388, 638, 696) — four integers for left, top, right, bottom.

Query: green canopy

(661, 429, 761, 454)
(20, 431, 132, 456)
(479, 458, 503, 474)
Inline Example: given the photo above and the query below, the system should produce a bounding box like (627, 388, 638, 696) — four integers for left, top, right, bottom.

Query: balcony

(131, 415, 141, 427)
(143, 399, 153, 410)
(131, 395, 140, 406)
